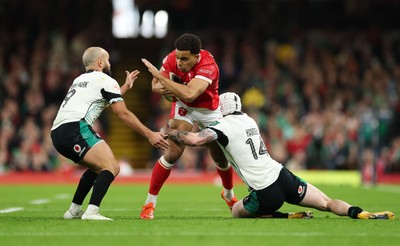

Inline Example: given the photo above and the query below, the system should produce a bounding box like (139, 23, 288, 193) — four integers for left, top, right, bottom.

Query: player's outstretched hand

(125, 70, 140, 88)
(148, 131, 170, 150)
(121, 70, 140, 95)
(141, 58, 161, 80)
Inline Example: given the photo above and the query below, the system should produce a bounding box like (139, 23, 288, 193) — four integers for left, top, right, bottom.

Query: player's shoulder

(197, 50, 218, 71)
(92, 71, 116, 82)
(164, 50, 177, 61)
(162, 51, 178, 68)
(200, 49, 216, 62)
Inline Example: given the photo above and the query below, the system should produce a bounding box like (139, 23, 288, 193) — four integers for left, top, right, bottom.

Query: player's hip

(170, 100, 222, 128)
(51, 120, 103, 163)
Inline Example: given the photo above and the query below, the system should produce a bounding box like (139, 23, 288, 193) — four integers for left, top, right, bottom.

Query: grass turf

(0, 183, 399, 246)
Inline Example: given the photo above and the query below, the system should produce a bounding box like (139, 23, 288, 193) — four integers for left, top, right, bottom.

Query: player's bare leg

(140, 119, 192, 219)
(64, 141, 119, 220)
(299, 183, 394, 219)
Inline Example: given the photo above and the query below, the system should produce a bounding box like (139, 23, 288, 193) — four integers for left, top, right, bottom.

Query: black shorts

(51, 121, 103, 163)
(243, 167, 308, 215)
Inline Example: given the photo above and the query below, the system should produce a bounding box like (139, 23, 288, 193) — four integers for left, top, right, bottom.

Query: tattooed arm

(162, 126, 218, 146)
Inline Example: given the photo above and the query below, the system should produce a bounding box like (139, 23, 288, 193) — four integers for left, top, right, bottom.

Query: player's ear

(97, 59, 103, 68)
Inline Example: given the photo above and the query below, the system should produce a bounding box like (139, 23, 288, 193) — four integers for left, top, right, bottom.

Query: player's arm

(162, 126, 218, 146)
(111, 101, 169, 150)
(142, 58, 207, 102)
(120, 70, 140, 95)
(151, 69, 173, 95)
(159, 77, 208, 102)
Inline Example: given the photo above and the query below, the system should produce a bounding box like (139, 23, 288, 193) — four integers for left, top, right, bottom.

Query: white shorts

(170, 100, 222, 129)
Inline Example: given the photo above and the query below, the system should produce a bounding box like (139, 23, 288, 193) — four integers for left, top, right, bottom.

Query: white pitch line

(29, 199, 49, 205)
(54, 193, 70, 200)
(0, 207, 24, 213)
(373, 185, 400, 194)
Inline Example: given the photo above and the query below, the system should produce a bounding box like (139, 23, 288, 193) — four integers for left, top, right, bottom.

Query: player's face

(175, 50, 198, 73)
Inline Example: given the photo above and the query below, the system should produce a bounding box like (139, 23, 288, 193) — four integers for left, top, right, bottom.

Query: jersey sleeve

(195, 63, 217, 84)
(208, 127, 229, 147)
(207, 120, 229, 147)
(101, 75, 124, 104)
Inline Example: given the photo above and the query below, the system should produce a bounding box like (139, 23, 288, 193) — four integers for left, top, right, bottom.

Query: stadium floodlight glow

(112, 0, 169, 39)
(112, 0, 140, 38)
(140, 10, 154, 39)
(154, 10, 168, 39)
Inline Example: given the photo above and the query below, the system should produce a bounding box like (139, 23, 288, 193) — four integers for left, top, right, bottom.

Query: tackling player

(162, 92, 394, 220)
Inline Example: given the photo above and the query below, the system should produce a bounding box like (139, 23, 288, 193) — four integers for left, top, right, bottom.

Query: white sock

(223, 188, 234, 201)
(86, 204, 99, 214)
(69, 203, 82, 214)
(145, 193, 158, 207)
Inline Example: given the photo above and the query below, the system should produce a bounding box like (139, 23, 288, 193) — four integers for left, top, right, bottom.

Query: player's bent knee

(108, 161, 120, 176)
(232, 207, 241, 218)
(232, 201, 250, 218)
(160, 156, 175, 169)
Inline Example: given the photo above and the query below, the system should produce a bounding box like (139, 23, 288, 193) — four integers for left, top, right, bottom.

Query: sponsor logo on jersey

(198, 68, 212, 76)
(73, 144, 81, 153)
(178, 107, 188, 116)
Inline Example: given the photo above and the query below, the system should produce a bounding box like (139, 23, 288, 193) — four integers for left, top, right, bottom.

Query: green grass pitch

(0, 183, 399, 246)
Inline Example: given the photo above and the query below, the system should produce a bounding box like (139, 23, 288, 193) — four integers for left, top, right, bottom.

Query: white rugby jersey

(51, 71, 123, 130)
(209, 113, 283, 190)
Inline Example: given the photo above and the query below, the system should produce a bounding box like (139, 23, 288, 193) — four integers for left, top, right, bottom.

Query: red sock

(148, 160, 171, 195)
(217, 166, 233, 189)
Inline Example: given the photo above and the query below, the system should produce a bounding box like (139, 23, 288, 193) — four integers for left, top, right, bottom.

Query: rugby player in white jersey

(161, 92, 394, 220)
(51, 47, 169, 220)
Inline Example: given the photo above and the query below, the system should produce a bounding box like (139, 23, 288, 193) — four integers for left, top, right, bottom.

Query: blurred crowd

(1, 0, 400, 177)
(0, 0, 113, 173)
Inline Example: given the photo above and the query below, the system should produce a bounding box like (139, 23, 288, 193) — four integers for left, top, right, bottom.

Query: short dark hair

(174, 33, 202, 54)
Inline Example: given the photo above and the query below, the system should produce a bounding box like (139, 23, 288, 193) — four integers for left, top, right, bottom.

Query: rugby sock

(145, 193, 158, 207)
(348, 206, 364, 219)
(272, 211, 289, 218)
(217, 165, 234, 200)
(88, 170, 115, 207)
(72, 169, 98, 205)
(217, 165, 233, 189)
(148, 160, 171, 196)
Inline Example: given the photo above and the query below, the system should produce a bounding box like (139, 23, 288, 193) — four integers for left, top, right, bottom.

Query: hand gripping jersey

(161, 49, 220, 110)
(208, 113, 283, 190)
(51, 71, 123, 130)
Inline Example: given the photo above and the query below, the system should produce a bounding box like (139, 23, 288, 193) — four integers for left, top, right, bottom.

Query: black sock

(72, 169, 98, 205)
(272, 211, 289, 218)
(89, 170, 115, 207)
(348, 206, 363, 219)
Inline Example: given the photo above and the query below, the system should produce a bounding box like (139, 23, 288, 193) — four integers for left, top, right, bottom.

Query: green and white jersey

(209, 113, 283, 190)
(52, 71, 123, 130)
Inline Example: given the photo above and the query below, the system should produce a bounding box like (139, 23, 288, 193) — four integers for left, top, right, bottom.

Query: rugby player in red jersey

(140, 33, 237, 219)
